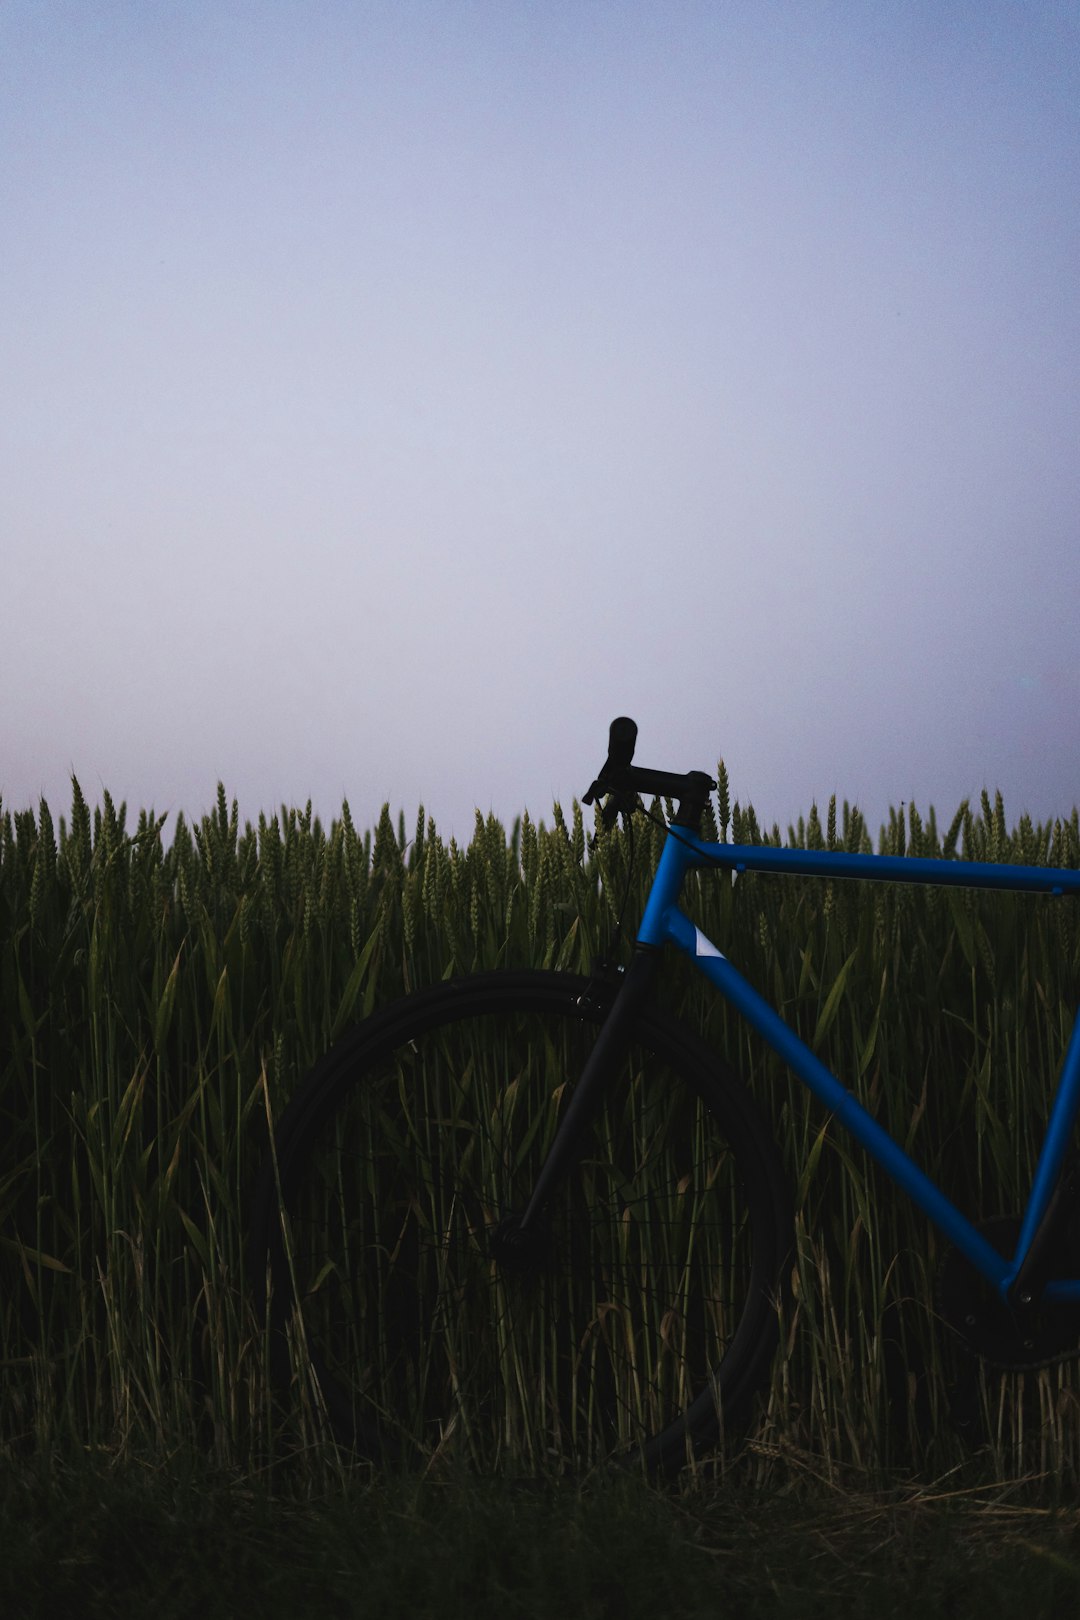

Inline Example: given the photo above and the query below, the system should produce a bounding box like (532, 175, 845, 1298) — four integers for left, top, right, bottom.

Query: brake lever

(583, 715, 642, 831)
(582, 718, 638, 805)
(601, 790, 641, 828)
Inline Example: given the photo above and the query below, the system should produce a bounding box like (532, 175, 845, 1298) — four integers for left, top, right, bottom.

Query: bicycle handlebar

(582, 716, 716, 829)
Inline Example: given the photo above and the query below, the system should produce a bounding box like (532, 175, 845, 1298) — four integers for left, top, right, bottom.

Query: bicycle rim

(253, 971, 788, 1477)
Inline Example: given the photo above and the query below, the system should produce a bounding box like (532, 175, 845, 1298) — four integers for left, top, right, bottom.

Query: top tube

(667, 828, 1080, 898)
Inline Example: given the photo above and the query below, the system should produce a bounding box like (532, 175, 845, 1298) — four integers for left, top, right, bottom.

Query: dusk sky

(3, 1, 1079, 849)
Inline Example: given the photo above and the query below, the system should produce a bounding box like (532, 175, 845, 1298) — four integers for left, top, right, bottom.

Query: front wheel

(249, 970, 791, 1476)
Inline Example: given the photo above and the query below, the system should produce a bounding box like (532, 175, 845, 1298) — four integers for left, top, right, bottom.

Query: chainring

(937, 1216, 1080, 1371)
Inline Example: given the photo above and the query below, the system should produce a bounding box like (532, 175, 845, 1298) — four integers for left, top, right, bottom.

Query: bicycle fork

(487, 946, 661, 1272)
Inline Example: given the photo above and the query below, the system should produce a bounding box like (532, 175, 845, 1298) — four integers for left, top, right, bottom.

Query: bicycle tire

(249, 969, 791, 1477)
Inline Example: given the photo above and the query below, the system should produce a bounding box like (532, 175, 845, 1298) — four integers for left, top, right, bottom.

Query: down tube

(662, 910, 1011, 1289)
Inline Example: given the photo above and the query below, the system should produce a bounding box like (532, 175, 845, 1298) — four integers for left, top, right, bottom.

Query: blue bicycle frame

(637, 828, 1080, 1306)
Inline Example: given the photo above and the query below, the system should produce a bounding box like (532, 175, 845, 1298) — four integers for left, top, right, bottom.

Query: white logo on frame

(694, 927, 725, 960)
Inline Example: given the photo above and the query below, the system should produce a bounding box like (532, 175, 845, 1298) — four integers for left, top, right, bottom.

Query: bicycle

(249, 718, 1080, 1476)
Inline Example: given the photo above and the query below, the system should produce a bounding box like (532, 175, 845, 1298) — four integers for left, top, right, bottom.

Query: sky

(3, 0, 1079, 850)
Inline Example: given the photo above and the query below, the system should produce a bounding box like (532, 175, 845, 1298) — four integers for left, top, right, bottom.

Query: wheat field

(2, 772, 1079, 1490)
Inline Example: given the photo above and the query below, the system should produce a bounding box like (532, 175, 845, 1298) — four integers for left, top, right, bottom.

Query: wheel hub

(487, 1212, 552, 1277)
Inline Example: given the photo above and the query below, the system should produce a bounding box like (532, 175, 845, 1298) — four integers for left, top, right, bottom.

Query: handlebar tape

(606, 716, 637, 772)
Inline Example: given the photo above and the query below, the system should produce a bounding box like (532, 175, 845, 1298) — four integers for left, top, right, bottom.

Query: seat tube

(1015, 1008, 1080, 1261)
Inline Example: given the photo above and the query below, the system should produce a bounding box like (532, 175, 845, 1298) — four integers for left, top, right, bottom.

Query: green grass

(3, 1446, 1080, 1620)
(2, 774, 1079, 1486)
